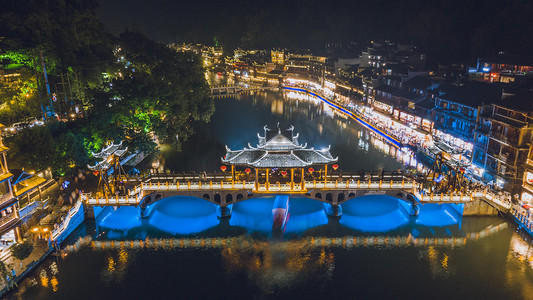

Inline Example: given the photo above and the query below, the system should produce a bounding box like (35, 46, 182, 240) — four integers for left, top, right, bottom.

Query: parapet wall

(463, 198, 500, 216)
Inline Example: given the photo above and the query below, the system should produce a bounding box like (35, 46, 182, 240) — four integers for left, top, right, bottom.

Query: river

(7, 86, 533, 299)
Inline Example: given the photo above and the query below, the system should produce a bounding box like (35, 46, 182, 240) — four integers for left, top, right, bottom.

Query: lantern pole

(324, 165, 328, 186)
(290, 168, 294, 190)
(266, 168, 270, 190)
(301, 168, 304, 189)
(255, 168, 259, 190)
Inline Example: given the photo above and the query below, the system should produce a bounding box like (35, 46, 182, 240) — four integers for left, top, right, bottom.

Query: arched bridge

(210, 85, 278, 97)
(80, 173, 486, 207)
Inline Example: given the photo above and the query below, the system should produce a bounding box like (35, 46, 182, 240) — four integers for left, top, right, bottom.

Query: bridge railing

(512, 206, 533, 234)
(51, 200, 83, 241)
(414, 190, 512, 207)
(308, 179, 413, 190)
(417, 192, 475, 203)
(80, 192, 142, 206)
(80, 173, 513, 210)
(137, 179, 415, 193)
(81, 178, 416, 206)
(479, 190, 512, 209)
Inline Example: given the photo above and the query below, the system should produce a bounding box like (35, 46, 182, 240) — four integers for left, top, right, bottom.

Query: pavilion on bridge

(222, 125, 338, 190)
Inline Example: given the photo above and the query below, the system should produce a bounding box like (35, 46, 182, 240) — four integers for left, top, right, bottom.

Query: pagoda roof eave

(222, 125, 337, 168)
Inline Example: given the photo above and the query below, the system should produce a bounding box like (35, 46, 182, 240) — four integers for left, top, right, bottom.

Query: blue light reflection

(95, 195, 465, 238)
(149, 197, 219, 234)
(230, 197, 328, 234)
(340, 195, 410, 232)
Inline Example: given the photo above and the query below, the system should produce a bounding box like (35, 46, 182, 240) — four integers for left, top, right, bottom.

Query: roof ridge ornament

(221, 125, 337, 168)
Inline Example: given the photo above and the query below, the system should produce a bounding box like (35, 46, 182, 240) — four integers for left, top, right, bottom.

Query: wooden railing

(81, 178, 415, 206)
(51, 200, 83, 241)
(80, 174, 512, 210)
(0, 193, 14, 206)
(0, 213, 17, 228)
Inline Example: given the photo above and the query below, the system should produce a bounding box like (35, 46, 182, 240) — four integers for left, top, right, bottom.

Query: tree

(6, 126, 55, 171)
(0, 260, 9, 284)
(86, 31, 215, 152)
(11, 240, 33, 262)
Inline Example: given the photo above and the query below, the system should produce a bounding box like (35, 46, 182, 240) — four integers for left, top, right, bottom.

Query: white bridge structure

(79, 173, 511, 217)
(80, 125, 511, 216)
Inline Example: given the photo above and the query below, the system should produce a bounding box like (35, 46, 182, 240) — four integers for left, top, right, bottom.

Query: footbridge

(210, 85, 278, 97)
(81, 175, 417, 207)
(79, 173, 509, 217)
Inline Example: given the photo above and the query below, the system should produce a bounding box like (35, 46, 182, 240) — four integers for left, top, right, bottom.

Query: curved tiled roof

(222, 126, 337, 168)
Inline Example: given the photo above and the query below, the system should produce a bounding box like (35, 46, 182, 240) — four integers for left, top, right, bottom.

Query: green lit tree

(0, 260, 9, 284)
(11, 240, 34, 264)
(86, 31, 214, 152)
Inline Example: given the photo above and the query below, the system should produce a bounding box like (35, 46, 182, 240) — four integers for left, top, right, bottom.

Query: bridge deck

(79, 176, 512, 209)
(81, 179, 416, 206)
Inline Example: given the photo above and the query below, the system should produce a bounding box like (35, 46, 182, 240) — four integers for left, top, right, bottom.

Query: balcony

(0, 213, 17, 230)
(490, 132, 518, 145)
(0, 192, 14, 207)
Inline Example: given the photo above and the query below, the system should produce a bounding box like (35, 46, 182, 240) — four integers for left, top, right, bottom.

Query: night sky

(97, 0, 533, 64)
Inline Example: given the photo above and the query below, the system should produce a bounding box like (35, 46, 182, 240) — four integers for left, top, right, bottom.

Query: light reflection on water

(95, 196, 468, 239)
(11, 222, 533, 300)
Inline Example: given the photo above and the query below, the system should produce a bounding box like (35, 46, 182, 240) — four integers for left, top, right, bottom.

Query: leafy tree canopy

(11, 240, 34, 261)
(86, 31, 214, 152)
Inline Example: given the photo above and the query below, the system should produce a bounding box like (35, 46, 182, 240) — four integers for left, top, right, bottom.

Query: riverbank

(281, 83, 531, 236)
(511, 206, 533, 237)
(0, 239, 52, 297)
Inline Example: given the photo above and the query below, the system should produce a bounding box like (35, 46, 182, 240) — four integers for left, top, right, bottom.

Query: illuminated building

(284, 53, 326, 85)
(431, 82, 502, 161)
(201, 45, 223, 68)
(477, 101, 533, 194)
(469, 54, 533, 84)
(222, 125, 337, 189)
(0, 124, 17, 236)
(0, 123, 51, 245)
(271, 49, 285, 65)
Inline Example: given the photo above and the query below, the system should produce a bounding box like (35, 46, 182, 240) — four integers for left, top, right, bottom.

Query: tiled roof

(222, 126, 337, 168)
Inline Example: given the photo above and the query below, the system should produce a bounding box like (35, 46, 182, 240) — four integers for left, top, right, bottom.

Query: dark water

(159, 90, 411, 173)
(8, 90, 533, 299)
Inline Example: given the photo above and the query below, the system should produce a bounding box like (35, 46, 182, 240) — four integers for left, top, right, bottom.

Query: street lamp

(32, 226, 50, 240)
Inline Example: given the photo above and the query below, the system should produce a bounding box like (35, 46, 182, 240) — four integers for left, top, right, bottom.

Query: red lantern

(245, 168, 251, 174)
(308, 167, 314, 173)
(332, 164, 339, 170)
(281, 171, 288, 176)
(92, 171, 99, 176)
(220, 165, 227, 172)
